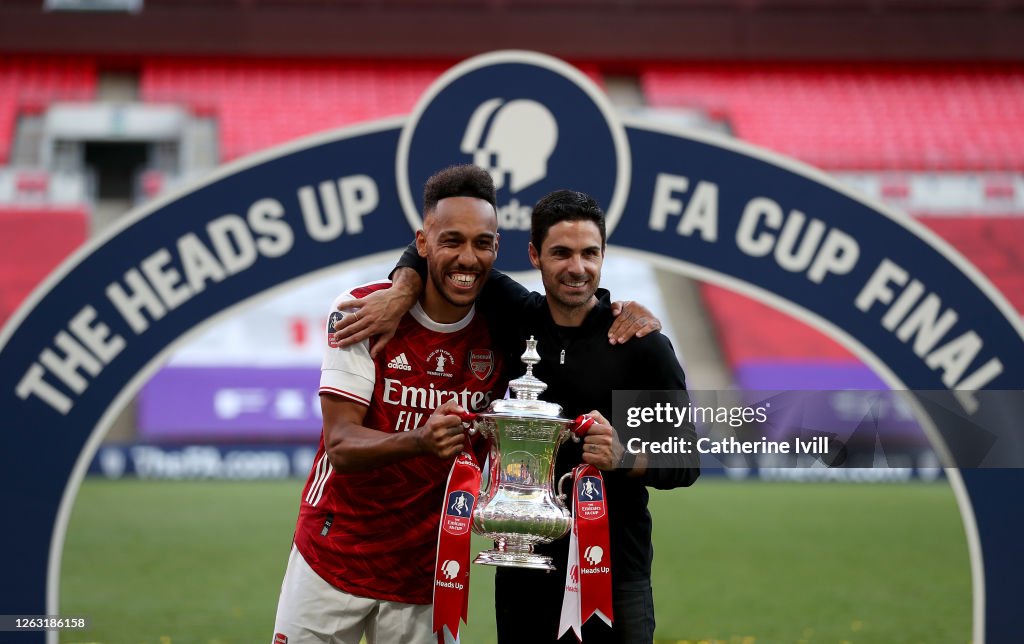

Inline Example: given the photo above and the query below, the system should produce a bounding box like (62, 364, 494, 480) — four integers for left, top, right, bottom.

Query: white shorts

(272, 545, 454, 644)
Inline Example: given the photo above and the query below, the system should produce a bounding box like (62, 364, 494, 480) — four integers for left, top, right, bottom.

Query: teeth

(450, 273, 476, 287)
(565, 280, 586, 287)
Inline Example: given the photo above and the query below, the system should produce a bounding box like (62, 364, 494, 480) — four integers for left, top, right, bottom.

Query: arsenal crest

(469, 349, 494, 380)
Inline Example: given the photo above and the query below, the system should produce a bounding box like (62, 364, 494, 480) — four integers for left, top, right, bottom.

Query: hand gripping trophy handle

(457, 410, 479, 436)
(570, 413, 595, 440)
(557, 414, 595, 505)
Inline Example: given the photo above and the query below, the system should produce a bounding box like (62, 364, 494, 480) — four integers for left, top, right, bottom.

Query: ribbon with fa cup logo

(432, 448, 480, 644)
(558, 463, 613, 640)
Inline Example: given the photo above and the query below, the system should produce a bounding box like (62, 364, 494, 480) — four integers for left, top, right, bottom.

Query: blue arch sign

(1, 51, 1021, 642)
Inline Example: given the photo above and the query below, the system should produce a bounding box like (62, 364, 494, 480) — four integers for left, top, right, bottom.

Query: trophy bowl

(471, 337, 577, 570)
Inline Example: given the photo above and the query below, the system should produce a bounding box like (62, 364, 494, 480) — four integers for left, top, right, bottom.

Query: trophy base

(474, 540, 555, 570)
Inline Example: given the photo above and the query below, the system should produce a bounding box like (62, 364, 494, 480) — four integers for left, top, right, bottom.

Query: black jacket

(395, 248, 700, 584)
(478, 270, 699, 584)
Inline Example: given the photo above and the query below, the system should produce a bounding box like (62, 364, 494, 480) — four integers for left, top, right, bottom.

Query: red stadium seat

(0, 57, 97, 164)
(14, 169, 49, 195)
(140, 58, 604, 162)
(641, 63, 1024, 171)
(700, 215, 1024, 370)
(699, 284, 855, 367)
(140, 169, 165, 200)
(0, 206, 89, 326)
(921, 216, 1024, 315)
(140, 59, 450, 161)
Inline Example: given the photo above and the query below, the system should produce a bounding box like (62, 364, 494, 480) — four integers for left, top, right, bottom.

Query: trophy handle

(570, 414, 595, 439)
(458, 411, 479, 436)
(565, 414, 594, 443)
(556, 471, 574, 508)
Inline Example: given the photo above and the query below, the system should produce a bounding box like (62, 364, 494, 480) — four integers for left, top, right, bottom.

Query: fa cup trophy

(470, 336, 589, 570)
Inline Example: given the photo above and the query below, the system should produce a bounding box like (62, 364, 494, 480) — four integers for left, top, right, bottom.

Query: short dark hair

(423, 164, 496, 214)
(530, 190, 606, 251)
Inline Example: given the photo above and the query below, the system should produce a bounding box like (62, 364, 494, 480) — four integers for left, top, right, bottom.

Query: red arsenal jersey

(293, 281, 505, 604)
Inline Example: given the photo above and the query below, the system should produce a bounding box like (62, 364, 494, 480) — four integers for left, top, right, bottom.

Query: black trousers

(494, 567, 655, 644)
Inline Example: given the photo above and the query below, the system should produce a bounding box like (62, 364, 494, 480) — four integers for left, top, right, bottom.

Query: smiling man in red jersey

(272, 165, 505, 644)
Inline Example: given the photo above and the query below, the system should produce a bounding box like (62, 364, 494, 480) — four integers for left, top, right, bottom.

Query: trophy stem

(473, 538, 556, 571)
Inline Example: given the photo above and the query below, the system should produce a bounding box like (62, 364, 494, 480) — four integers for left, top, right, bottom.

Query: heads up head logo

(441, 559, 461, 580)
(461, 99, 558, 193)
(397, 51, 631, 271)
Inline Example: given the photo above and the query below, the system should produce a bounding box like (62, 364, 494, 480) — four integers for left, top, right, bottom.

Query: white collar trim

(410, 301, 475, 333)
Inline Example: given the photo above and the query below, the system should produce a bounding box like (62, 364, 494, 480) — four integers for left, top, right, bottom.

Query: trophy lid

(488, 396, 564, 418)
(485, 336, 564, 419)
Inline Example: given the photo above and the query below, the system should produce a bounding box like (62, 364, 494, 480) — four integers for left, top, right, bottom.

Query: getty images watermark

(612, 390, 1024, 469)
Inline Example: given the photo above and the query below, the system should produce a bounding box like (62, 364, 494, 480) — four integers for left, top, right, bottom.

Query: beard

(550, 288, 596, 311)
(544, 271, 599, 311)
(427, 262, 481, 308)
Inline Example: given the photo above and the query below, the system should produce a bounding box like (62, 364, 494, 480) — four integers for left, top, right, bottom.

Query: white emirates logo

(387, 353, 412, 371)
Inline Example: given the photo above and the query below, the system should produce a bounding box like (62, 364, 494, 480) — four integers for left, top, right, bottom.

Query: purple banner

(139, 367, 322, 441)
(735, 361, 886, 390)
(734, 362, 927, 447)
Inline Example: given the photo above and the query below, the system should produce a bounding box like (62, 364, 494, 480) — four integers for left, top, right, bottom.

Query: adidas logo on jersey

(387, 353, 413, 371)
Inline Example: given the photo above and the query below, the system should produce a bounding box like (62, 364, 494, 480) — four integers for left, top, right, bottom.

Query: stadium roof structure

(0, 0, 1023, 60)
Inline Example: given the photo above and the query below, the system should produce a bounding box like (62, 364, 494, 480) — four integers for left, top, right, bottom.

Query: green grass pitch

(59, 478, 971, 644)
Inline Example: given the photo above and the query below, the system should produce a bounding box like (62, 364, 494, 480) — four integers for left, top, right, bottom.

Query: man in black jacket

(337, 189, 699, 644)
(483, 190, 699, 644)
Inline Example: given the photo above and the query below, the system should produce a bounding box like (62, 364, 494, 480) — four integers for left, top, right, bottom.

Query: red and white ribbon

(432, 449, 480, 644)
(558, 463, 613, 641)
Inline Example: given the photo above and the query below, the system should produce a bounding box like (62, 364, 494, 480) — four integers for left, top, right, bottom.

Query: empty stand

(642, 63, 1024, 171)
(141, 58, 604, 161)
(0, 57, 97, 164)
(921, 216, 1024, 315)
(699, 284, 855, 367)
(699, 216, 1023, 386)
(646, 63, 1024, 387)
(140, 59, 450, 161)
(0, 207, 89, 326)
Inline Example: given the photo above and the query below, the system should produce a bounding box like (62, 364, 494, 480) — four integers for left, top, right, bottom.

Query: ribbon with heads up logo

(558, 463, 613, 640)
(432, 447, 480, 644)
